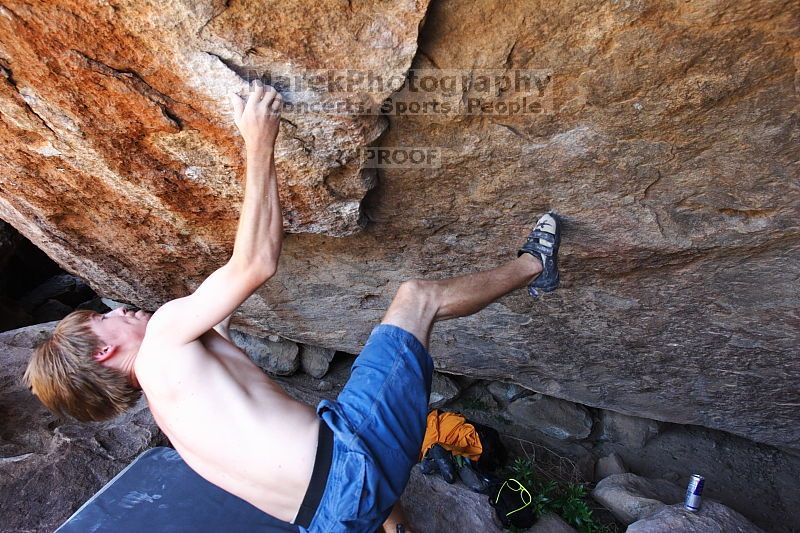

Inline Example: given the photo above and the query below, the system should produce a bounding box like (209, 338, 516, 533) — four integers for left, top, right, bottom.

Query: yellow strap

(493, 478, 533, 517)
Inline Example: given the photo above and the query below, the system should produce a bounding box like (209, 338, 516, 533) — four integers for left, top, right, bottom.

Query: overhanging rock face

(0, 0, 429, 299)
(1, 1, 799, 450)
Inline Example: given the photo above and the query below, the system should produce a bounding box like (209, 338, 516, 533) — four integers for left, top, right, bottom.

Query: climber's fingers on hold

(229, 92, 245, 123)
(260, 85, 278, 109)
(269, 93, 282, 114)
(246, 79, 265, 111)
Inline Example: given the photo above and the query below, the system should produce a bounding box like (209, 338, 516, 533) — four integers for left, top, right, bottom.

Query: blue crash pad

(56, 446, 299, 532)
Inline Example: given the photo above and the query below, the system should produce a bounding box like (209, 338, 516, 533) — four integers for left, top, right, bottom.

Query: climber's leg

(324, 252, 541, 528)
(382, 212, 560, 348)
(328, 214, 560, 530)
(381, 253, 542, 349)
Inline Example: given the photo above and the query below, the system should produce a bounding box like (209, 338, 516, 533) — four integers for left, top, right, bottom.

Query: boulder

(75, 297, 112, 314)
(0, 0, 429, 240)
(0, 297, 32, 332)
(0, 0, 798, 453)
(592, 420, 800, 533)
(18, 273, 93, 312)
(627, 501, 764, 533)
(662, 471, 681, 483)
(300, 344, 336, 379)
(429, 372, 461, 408)
(575, 453, 597, 483)
(31, 298, 73, 323)
(487, 381, 529, 404)
(595, 452, 628, 481)
(0, 220, 20, 272)
(0, 323, 165, 532)
(399, 464, 504, 532)
(591, 473, 683, 525)
(101, 298, 127, 310)
(506, 394, 593, 441)
(230, 329, 300, 376)
(597, 410, 660, 448)
(458, 382, 499, 411)
(530, 512, 577, 533)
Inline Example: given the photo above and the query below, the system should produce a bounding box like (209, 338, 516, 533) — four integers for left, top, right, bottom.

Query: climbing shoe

(420, 454, 437, 475)
(518, 212, 561, 297)
(457, 459, 494, 494)
(427, 444, 457, 484)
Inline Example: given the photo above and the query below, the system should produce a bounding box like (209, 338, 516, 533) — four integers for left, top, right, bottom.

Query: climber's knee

(381, 279, 440, 348)
(396, 279, 441, 316)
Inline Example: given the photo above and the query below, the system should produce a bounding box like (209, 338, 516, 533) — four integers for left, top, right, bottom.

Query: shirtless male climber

(25, 81, 561, 532)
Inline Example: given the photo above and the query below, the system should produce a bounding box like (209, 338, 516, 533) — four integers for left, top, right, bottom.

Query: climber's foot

(518, 212, 560, 297)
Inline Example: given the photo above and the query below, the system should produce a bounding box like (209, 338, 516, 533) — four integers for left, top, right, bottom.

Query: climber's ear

(93, 344, 118, 363)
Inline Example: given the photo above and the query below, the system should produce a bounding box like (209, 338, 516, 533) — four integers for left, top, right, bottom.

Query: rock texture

(400, 464, 505, 533)
(596, 410, 660, 448)
(507, 394, 593, 440)
(299, 344, 336, 379)
(456, 382, 500, 411)
(627, 501, 765, 533)
(230, 329, 300, 376)
(594, 423, 800, 532)
(0, 220, 19, 271)
(487, 381, 529, 404)
(429, 372, 461, 408)
(0, 0, 428, 303)
(0, 0, 798, 451)
(595, 452, 628, 481)
(529, 513, 578, 533)
(0, 322, 165, 532)
(591, 473, 684, 525)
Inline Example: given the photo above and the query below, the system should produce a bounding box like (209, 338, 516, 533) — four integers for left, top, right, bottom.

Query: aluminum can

(684, 474, 704, 512)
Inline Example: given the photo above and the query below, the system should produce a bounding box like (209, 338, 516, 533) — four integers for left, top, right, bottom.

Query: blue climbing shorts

(301, 324, 433, 532)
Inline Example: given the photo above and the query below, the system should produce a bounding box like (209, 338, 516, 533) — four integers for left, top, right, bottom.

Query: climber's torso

(134, 327, 320, 523)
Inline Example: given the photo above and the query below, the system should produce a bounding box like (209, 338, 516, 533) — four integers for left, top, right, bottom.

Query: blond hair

(23, 310, 141, 422)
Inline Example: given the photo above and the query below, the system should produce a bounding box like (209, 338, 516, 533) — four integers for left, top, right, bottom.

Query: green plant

(507, 457, 535, 486)
(500, 458, 619, 533)
(503, 458, 557, 522)
(507, 457, 555, 496)
(552, 483, 595, 532)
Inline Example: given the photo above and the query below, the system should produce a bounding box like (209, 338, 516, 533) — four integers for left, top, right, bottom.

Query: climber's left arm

(146, 81, 283, 347)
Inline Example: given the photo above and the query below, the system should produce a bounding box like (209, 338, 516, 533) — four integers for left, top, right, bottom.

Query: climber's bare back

(134, 326, 320, 523)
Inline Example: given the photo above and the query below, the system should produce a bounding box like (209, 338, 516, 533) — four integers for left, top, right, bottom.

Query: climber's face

(89, 307, 151, 357)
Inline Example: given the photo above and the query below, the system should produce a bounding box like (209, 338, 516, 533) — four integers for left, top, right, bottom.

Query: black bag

(489, 478, 536, 529)
(471, 421, 507, 473)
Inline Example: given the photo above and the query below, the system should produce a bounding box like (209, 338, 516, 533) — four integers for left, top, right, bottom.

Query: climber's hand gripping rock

(230, 79, 283, 154)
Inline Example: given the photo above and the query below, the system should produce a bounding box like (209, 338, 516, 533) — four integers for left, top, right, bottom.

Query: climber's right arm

(147, 81, 283, 346)
(213, 313, 233, 342)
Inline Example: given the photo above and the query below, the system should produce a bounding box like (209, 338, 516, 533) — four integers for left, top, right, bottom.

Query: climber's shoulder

(135, 327, 219, 391)
(141, 262, 257, 347)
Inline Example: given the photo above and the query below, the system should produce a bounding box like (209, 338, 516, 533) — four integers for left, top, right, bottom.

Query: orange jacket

(420, 409, 483, 461)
